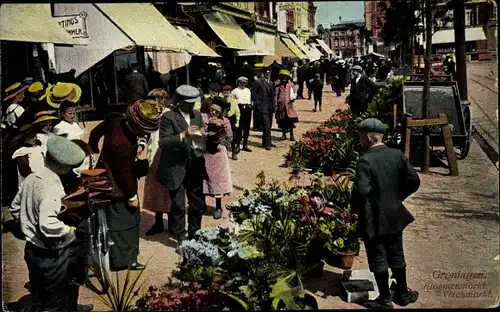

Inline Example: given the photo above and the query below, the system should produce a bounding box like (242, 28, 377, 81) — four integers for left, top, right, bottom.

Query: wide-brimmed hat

(125, 100, 161, 135)
(3, 82, 30, 102)
(27, 82, 53, 102)
(278, 69, 292, 78)
(11, 114, 60, 144)
(46, 83, 82, 108)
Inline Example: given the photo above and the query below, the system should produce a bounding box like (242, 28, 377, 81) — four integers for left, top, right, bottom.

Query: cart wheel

(456, 105, 471, 159)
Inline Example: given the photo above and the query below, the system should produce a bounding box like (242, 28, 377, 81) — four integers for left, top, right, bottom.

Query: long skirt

(143, 151, 171, 213)
(203, 145, 233, 197)
(24, 242, 72, 312)
(106, 200, 140, 270)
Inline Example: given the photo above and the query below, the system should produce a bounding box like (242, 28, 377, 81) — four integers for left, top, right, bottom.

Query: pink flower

(322, 207, 334, 215)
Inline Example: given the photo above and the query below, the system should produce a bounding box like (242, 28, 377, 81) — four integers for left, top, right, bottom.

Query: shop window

(465, 41, 477, 53)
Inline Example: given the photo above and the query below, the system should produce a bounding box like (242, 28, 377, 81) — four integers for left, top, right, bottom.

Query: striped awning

(203, 11, 256, 50)
(288, 33, 318, 61)
(282, 37, 306, 59)
(95, 3, 193, 52)
(176, 26, 219, 57)
(316, 39, 333, 55)
(0, 4, 79, 44)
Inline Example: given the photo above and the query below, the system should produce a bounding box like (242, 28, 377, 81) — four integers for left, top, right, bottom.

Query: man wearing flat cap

(15, 136, 93, 312)
(347, 65, 381, 116)
(252, 68, 276, 150)
(351, 118, 421, 309)
(89, 100, 160, 272)
(156, 85, 207, 249)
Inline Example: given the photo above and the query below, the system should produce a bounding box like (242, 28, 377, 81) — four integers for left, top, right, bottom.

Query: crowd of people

(0, 52, 395, 311)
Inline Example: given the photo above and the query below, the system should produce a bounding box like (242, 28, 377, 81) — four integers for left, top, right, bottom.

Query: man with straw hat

(275, 69, 299, 141)
(89, 100, 160, 271)
(13, 135, 93, 312)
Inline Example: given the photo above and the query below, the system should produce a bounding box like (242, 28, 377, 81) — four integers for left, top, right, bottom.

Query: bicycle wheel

(87, 203, 112, 292)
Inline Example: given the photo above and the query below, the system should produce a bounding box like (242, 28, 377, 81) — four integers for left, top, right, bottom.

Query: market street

(2, 88, 498, 310)
(467, 60, 499, 164)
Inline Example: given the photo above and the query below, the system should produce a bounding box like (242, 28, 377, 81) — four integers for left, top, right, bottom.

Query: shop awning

(282, 37, 306, 59)
(263, 36, 296, 65)
(0, 4, 79, 44)
(288, 33, 318, 61)
(203, 11, 256, 50)
(237, 31, 276, 56)
(316, 39, 333, 55)
(176, 26, 219, 57)
(432, 27, 487, 44)
(95, 3, 193, 52)
(308, 44, 324, 59)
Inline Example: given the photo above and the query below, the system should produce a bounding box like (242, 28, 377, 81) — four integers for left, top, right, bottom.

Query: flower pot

(337, 251, 356, 270)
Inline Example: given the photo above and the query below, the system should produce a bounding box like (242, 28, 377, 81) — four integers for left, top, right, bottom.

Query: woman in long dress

(200, 97, 233, 219)
(142, 89, 173, 235)
(275, 69, 299, 141)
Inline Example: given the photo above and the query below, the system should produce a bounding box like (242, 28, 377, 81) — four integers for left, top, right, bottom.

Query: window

(465, 9, 472, 26)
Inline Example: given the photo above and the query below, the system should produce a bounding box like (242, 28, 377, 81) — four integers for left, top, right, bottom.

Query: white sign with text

(55, 12, 89, 45)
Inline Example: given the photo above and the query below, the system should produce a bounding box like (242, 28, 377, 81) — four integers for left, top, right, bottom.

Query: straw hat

(278, 69, 292, 78)
(3, 82, 30, 102)
(125, 100, 161, 135)
(27, 82, 53, 102)
(11, 114, 60, 145)
(46, 83, 82, 108)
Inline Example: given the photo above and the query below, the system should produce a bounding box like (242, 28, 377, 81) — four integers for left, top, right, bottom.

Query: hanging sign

(55, 12, 89, 45)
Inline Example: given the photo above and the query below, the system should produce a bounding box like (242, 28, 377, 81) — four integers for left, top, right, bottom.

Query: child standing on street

(312, 73, 324, 112)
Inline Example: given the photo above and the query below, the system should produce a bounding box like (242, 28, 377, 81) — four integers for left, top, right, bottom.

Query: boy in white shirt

(53, 100, 84, 141)
(230, 77, 253, 154)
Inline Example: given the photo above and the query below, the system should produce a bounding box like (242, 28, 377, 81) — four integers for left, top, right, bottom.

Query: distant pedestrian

(351, 118, 420, 309)
(311, 73, 323, 112)
(121, 64, 149, 105)
(275, 69, 298, 142)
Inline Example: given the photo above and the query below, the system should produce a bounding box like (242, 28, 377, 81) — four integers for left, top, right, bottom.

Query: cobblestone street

(2, 87, 499, 310)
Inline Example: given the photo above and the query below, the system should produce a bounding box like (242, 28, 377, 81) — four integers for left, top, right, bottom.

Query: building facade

(328, 20, 365, 58)
(279, 1, 316, 43)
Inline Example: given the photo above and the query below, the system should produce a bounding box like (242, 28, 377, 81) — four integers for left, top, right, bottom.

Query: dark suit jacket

(121, 71, 149, 104)
(156, 108, 206, 191)
(348, 75, 379, 115)
(350, 145, 420, 241)
(251, 78, 275, 115)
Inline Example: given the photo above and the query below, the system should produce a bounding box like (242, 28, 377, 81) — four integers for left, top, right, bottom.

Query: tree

(316, 24, 327, 37)
(379, 0, 420, 49)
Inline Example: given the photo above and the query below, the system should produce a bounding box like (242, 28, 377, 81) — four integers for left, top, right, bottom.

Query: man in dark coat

(269, 60, 281, 83)
(156, 85, 206, 249)
(121, 64, 149, 105)
(347, 65, 381, 116)
(351, 118, 420, 309)
(251, 67, 275, 150)
(296, 60, 307, 99)
(306, 61, 318, 100)
(239, 61, 256, 85)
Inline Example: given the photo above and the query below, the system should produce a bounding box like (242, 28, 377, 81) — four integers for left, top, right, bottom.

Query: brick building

(328, 19, 365, 58)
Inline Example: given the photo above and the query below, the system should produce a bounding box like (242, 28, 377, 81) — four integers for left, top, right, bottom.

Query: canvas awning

(203, 11, 256, 50)
(95, 3, 193, 52)
(432, 27, 487, 44)
(282, 37, 306, 59)
(316, 39, 333, 55)
(176, 26, 219, 57)
(308, 44, 324, 59)
(263, 36, 296, 65)
(237, 31, 276, 56)
(0, 4, 79, 44)
(288, 33, 318, 61)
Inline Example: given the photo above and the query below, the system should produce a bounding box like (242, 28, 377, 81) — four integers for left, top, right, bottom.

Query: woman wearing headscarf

(200, 97, 233, 219)
(142, 89, 173, 236)
(88, 100, 160, 271)
(275, 69, 299, 141)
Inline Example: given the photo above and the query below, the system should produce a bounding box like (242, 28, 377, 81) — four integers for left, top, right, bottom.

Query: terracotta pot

(337, 251, 356, 270)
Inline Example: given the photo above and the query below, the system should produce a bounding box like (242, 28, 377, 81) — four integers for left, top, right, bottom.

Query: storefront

(263, 36, 297, 66)
(0, 4, 78, 91)
(281, 35, 307, 60)
(289, 33, 320, 61)
(51, 3, 198, 110)
(431, 27, 489, 61)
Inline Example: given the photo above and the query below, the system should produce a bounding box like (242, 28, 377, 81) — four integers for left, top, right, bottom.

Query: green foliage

(379, 0, 420, 47)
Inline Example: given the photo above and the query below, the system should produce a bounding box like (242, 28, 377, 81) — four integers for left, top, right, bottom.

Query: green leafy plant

(84, 257, 151, 312)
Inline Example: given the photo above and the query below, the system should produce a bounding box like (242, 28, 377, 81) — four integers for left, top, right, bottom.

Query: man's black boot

(391, 267, 419, 306)
(364, 271, 394, 309)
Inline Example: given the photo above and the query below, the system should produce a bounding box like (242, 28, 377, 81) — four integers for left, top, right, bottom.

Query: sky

(314, 1, 365, 28)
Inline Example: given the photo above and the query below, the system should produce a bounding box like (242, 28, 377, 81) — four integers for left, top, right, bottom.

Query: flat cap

(236, 76, 248, 83)
(357, 118, 386, 134)
(352, 65, 363, 71)
(175, 85, 200, 103)
(46, 135, 86, 167)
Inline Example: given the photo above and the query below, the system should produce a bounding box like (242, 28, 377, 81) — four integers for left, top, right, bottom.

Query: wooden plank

(407, 117, 449, 127)
(439, 113, 459, 176)
(405, 126, 412, 158)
